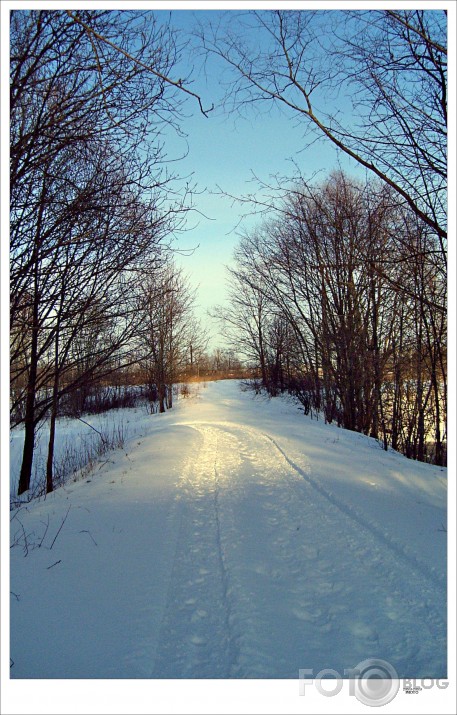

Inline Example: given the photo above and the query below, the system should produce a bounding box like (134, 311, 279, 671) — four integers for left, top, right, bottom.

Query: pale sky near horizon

(154, 9, 359, 350)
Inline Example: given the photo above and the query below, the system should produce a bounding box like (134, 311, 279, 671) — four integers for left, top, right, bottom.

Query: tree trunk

(46, 407, 57, 494)
(18, 266, 40, 496)
(158, 383, 166, 413)
(46, 325, 61, 494)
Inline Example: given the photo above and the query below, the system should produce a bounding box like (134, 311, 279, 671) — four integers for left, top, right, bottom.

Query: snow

(9, 403, 154, 500)
(9, 380, 447, 684)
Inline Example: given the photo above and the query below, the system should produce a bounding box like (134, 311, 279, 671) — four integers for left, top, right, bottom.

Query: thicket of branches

(10, 10, 205, 496)
(200, 9, 447, 244)
(137, 262, 208, 413)
(221, 172, 446, 465)
(205, 9, 447, 466)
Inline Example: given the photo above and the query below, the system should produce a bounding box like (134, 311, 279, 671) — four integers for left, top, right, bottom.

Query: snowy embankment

(10, 399, 154, 502)
(10, 380, 446, 679)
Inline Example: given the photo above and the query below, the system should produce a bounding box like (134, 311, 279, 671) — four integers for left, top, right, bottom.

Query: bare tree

(212, 267, 271, 388)
(10, 10, 205, 495)
(224, 172, 446, 463)
(199, 9, 447, 245)
(138, 263, 206, 413)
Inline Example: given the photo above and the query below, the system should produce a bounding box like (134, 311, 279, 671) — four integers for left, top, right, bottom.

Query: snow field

(10, 380, 446, 679)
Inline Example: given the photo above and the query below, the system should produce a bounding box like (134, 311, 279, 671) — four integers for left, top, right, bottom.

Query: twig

(49, 506, 71, 550)
(10, 506, 28, 522)
(10, 514, 29, 555)
(10, 591, 20, 601)
(18, 519, 29, 557)
(46, 560, 62, 570)
(66, 11, 214, 117)
(77, 417, 107, 443)
(79, 530, 98, 546)
(38, 515, 50, 548)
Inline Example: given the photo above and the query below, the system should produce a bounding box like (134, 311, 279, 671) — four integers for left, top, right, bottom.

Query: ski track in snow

(10, 382, 447, 679)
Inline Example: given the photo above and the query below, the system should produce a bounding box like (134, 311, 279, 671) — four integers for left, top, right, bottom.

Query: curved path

(10, 381, 447, 679)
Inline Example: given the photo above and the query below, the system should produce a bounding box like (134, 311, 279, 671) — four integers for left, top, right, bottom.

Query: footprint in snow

(191, 609, 208, 623)
(190, 635, 206, 646)
(350, 622, 379, 642)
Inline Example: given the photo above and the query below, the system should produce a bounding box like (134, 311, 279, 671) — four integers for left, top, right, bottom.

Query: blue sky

(152, 9, 359, 347)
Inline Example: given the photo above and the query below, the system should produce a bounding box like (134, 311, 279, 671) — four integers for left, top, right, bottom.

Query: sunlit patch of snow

(10, 380, 446, 679)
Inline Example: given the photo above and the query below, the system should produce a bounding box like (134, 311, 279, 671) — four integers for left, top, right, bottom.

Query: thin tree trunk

(46, 404, 57, 494)
(46, 323, 61, 494)
(158, 382, 166, 413)
(17, 172, 48, 496)
(18, 263, 40, 495)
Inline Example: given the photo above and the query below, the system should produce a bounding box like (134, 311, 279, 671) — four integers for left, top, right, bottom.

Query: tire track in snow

(260, 432, 446, 668)
(212, 433, 240, 677)
(264, 433, 445, 587)
(151, 425, 239, 678)
(204, 421, 445, 677)
(150, 419, 445, 678)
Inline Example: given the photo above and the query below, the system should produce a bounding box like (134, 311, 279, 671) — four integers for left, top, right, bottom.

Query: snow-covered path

(10, 381, 447, 679)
